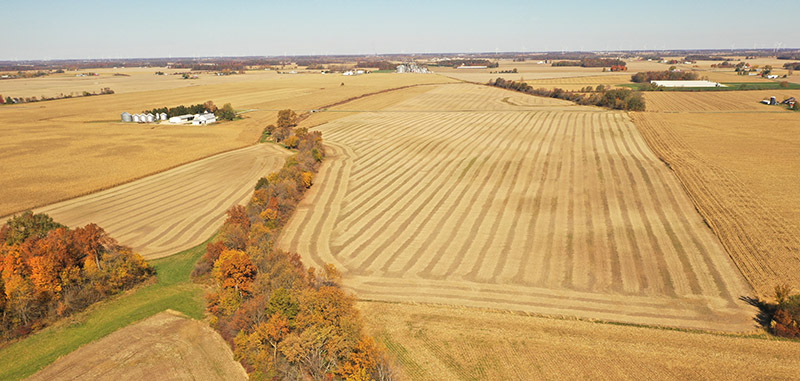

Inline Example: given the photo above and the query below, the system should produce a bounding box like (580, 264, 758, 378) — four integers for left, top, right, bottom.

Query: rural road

(29, 143, 288, 259)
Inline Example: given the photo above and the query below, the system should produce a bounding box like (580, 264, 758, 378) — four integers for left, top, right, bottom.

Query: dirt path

(28, 310, 247, 381)
(278, 83, 755, 332)
(25, 143, 288, 259)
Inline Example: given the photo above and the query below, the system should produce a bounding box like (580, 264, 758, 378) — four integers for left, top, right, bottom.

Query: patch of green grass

(0, 236, 212, 380)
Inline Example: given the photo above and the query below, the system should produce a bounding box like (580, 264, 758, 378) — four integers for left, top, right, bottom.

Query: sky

(1, 0, 797, 60)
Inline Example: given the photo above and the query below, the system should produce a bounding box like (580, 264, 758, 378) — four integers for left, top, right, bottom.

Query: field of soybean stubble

(279, 83, 755, 331)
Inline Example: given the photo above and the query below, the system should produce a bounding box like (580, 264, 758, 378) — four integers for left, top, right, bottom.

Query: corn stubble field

(279, 83, 754, 331)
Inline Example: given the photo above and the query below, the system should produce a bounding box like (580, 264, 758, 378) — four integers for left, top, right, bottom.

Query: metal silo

(121, 112, 132, 122)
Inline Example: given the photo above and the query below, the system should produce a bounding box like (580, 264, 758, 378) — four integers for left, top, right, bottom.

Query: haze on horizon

(2, 0, 798, 61)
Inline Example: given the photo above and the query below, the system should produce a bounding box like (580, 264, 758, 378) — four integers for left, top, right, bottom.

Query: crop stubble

(279, 83, 754, 331)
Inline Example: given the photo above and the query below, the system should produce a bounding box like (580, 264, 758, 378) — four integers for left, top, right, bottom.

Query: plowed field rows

(279, 83, 754, 331)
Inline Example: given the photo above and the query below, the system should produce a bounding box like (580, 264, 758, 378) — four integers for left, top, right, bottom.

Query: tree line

(552, 58, 626, 68)
(192, 109, 395, 380)
(355, 61, 397, 71)
(1, 88, 114, 105)
(490, 78, 646, 111)
(783, 62, 800, 70)
(0, 212, 153, 341)
(630, 70, 699, 83)
(143, 100, 236, 121)
(431, 59, 499, 68)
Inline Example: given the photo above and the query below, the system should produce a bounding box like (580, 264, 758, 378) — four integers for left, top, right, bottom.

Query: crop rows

(278, 84, 753, 330)
(32, 144, 288, 259)
(633, 112, 800, 296)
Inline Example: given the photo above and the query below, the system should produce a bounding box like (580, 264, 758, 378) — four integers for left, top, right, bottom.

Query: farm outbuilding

(169, 114, 194, 124)
(191, 113, 217, 125)
(145, 113, 155, 123)
(159, 112, 168, 121)
(121, 112, 132, 122)
(132, 114, 142, 123)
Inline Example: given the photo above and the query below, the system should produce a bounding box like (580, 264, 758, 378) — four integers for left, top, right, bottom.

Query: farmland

(632, 108, 800, 297)
(27, 143, 288, 259)
(360, 301, 800, 380)
(643, 90, 800, 112)
(4, 57, 800, 379)
(28, 310, 246, 381)
(0, 70, 453, 217)
(278, 82, 754, 331)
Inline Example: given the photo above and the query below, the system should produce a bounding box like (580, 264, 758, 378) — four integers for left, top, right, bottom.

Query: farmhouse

(651, 80, 724, 88)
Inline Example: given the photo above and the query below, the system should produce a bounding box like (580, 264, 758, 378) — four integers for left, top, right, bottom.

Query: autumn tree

(214, 250, 257, 295)
(0, 214, 152, 340)
(204, 100, 218, 112)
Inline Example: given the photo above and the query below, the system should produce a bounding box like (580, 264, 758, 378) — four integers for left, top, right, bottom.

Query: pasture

(279, 83, 754, 331)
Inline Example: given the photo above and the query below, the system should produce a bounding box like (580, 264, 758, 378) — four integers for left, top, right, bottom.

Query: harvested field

(360, 301, 800, 380)
(632, 112, 800, 296)
(0, 72, 454, 216)
(23, 143, 288, 259)
(644, 90, 800, 113)
(525, 74, 632, 88)
(28, 310, 247, 381)
(279, 83, 754, 331)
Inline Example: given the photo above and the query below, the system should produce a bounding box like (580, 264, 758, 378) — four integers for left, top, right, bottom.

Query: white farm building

(192, 113, 217, 125)
(650, 80, 725, 88)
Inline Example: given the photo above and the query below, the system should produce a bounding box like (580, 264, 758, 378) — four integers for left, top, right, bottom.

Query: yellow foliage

(301, 172, 314, 188)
